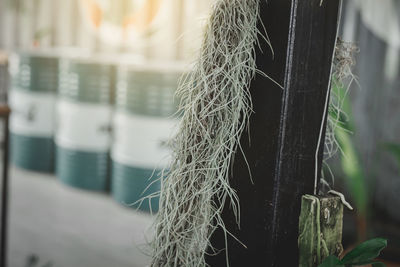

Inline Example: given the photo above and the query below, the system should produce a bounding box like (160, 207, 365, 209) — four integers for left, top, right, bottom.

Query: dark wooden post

(0, 51, 11, 267)
(206, 0, 341, 266)
(1, 110, 10, 267)
(0, 53, 10, 267)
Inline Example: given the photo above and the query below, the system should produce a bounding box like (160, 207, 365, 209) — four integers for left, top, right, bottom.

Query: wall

(0, 0, 213, 61)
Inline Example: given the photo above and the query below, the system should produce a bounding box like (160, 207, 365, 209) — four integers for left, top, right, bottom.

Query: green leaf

(331, 81, 368, 215)
(318, 255, 341, 267)
(371, 262, 386, 267)
(340, 238, 387, 265)
(335, 128, 367, 215)
(347, 260, 387, 266)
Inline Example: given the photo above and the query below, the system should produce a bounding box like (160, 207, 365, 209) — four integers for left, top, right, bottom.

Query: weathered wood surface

(298, 195, 344, 267)
(207, 0, 341, 266)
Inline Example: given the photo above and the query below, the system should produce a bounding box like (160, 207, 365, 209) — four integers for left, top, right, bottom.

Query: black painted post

(207, 0, 341, 266)
(1, 113, 10, 267)
(0, 55, 10, 267)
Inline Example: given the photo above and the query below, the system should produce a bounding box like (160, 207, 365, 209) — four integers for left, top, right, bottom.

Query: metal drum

(9, 52, 58, 172)
(111, 63, 184, 212)
(56, 57, 114, 191)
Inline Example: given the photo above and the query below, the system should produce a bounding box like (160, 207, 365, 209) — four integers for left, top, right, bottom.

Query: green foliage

(341, 238, 387, 265)
(318, 238, 387, 267)
(331, 83, 368, 216)
(335, 129, 367, 215)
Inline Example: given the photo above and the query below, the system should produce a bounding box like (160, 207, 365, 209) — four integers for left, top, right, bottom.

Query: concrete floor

(6, 166, 153, 267)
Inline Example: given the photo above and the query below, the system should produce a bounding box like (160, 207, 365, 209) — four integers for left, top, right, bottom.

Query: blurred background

(0, 0, 212, 266)
(0, 0, 399, 266)
(333, 0, 400, 264)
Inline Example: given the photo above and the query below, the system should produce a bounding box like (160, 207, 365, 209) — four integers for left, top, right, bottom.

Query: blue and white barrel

(56, 57, 114, 191)
(111, 63, 184, 212)
(9, 52, 58, 172)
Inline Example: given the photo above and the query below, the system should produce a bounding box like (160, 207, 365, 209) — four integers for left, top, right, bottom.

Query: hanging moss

(150, 0, 270, 266)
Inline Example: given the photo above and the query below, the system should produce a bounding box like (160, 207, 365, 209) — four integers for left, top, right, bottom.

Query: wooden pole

(0, 55, 10, 267)
(206, 0, 341, 266)
(0, 112, 10, 267)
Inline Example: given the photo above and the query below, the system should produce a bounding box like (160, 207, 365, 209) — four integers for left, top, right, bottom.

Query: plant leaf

(332, 82, 368, 215)
(336, 128, 367, 215)
(318, 255, 341, 267)
(371, 262, 386, 267)
(340, 238, 387, 265)
(347, 260, 387, 266)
